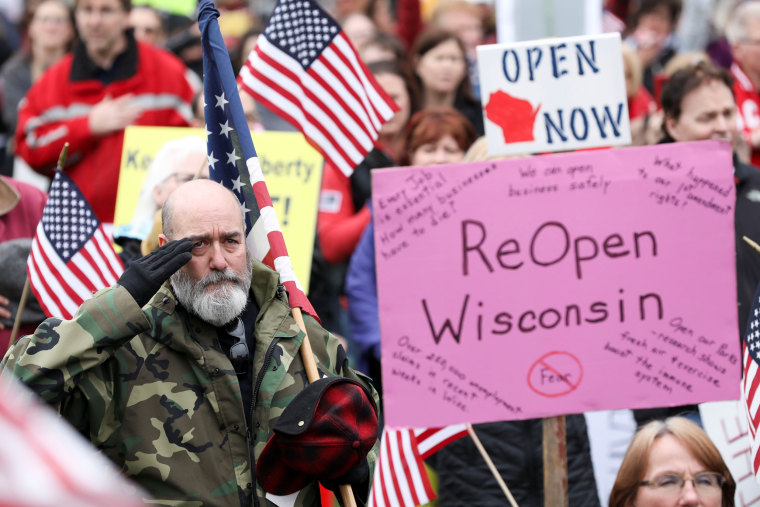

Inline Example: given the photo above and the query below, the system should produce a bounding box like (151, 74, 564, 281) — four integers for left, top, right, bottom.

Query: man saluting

(3, 179, 379, 506)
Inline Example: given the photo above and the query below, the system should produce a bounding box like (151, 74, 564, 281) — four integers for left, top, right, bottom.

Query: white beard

(170, 263, 253, 327)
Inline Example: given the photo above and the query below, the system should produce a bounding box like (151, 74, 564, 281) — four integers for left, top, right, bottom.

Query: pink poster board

(373, 141, 740, 428)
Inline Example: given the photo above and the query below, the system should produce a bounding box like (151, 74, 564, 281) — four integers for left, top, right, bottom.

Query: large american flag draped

(369, 425, 467, 507)
(237, 0, 398, 177)
(198, 0, 316, 318)
(743, 283, 760, 479)
(27, 170, 123, 320)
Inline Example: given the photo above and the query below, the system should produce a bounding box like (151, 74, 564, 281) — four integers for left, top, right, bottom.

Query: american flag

(27, 170, 123, 320)
(743, 283, 760, 479)
(0, 375, 146, 506)
(369, 425, 467, 507)
(198, 0, 316, 318)
(237, 0, 398, 177)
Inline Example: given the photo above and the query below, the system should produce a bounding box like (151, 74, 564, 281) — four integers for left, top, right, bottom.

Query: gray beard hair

(170, 263, 253, 327)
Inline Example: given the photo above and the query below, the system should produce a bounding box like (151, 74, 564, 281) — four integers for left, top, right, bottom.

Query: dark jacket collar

(70, 29, 138, 84)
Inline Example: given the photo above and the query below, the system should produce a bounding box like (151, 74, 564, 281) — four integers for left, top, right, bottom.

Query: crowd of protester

(1, 0, 759, 504)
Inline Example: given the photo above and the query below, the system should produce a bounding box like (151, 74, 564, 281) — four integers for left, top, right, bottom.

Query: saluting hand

(117, 238, 194, 307)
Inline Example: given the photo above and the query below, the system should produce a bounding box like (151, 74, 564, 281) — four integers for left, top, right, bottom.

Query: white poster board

(496, 0, 603, 43)
(701, 401, 760, 506)
(477, 32, 631, 157)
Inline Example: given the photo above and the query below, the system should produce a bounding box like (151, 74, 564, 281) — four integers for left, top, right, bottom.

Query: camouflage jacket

(2, 260, 378, 506)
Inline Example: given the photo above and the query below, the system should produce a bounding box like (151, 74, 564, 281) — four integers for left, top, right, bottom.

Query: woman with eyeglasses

(609, 417, 735, 507)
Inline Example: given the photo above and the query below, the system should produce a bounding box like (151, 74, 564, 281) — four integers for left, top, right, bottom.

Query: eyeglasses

(640, 473, 724, 496)
(226, 318, 249, 376)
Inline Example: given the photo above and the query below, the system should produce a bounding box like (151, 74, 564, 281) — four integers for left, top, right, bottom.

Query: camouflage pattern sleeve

(1, 285, 151, 410)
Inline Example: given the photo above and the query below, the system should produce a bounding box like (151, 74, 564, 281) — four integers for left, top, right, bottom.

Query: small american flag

(415, 424, 468, 459)
(743, 283, 760, 479)
(238, 0, 398, 177)
(198, 0, 316, 318)
(369, 425, 467, 507)
(27, 170, 123, 320)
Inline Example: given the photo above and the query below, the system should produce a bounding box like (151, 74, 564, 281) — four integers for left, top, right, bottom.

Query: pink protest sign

(373, 141, 740, 428)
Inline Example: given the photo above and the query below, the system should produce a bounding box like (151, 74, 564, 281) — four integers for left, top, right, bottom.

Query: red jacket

(317, 162, 371, 263)
(732, 62, 760, 168)
(15, 36, 195, 222)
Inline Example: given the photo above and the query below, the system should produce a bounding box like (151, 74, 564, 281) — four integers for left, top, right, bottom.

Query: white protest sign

(477, 32, 631, 157)
(585, 410, 637, 507)
(701, 401, 760, 506)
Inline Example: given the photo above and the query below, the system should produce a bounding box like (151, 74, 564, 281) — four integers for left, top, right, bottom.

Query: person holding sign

(630, 62, 760, 427)
(727, 1, 760, 168)
(609, 417, 735, 507)
(660, 62, 760, 363)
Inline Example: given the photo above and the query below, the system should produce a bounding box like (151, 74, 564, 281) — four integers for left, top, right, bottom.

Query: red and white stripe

(414, 424, 469, 460)
(27, 225, 123, 320)
(743, 341, 760, 479)
(245, 155, 312, 312)
(238, 32, 397, 177)
(369, 428, 436, 507)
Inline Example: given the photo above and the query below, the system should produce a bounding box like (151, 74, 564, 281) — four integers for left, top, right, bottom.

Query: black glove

(117, 238, 193, 307)
(319, 461, 370, 500)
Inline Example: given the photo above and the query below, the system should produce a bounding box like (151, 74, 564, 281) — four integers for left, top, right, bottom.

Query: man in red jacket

(15, 0, 196, 225)
(728, 1, 760, 167)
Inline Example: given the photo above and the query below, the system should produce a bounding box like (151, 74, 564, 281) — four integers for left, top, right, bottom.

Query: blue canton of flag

(265, 0, 340, 69)
(43, 179, 99, 260)
(198, 0, 316, 318)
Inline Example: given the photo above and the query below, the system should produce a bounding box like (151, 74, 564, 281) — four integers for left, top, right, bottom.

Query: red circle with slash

(527, 351, 583, 398)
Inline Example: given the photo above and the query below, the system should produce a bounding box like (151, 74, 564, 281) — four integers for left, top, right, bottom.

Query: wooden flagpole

(8, 279, 30, 349)
(543, 416, 568, 507)
(291, 307, 356, 507)
(744, 235, 760, 254)
(466, 423, 519, 507)
(8, 143, 69, 351)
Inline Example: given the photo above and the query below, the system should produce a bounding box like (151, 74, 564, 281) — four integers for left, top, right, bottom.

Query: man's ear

(158, 234, 168, 247)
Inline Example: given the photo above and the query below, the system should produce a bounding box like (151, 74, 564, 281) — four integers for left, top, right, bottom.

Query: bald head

(161, 179, 245, 240)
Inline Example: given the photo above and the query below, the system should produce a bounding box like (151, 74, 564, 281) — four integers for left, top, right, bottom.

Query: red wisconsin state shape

(484, 90, 540, 143)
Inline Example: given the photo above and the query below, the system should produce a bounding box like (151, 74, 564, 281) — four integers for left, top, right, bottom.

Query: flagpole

(7, 279, 30, 349)
(744, 236, 760, 254)
(543, 416, 568, 507)
(291, 307, 356, 507)
(9, 143, 69, 350)
(194, 156, 208, 180)
(465, 423, 518, 507)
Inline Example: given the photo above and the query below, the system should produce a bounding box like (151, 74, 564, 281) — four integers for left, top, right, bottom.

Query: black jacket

(426, 415, 600, 506)
(734, 159, 760, 336)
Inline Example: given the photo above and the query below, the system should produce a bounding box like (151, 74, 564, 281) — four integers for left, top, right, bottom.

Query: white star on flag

(215, 92, 228, 109)
(208, 151, 218, 169)
(227, 150, 240, 166)
(219, 120, 233, 138)
(200, 0, 317, 319)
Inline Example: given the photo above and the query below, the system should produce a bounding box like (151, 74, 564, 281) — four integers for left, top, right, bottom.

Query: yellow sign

(114, 126, 324, 292)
